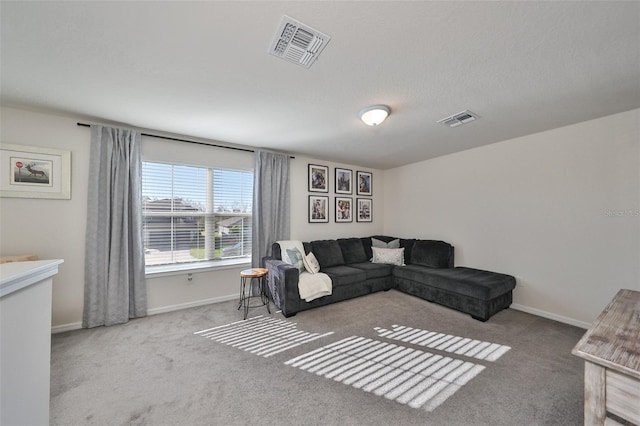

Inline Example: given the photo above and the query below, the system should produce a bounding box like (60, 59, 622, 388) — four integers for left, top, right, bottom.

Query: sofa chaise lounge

(263, 235, 516, 321)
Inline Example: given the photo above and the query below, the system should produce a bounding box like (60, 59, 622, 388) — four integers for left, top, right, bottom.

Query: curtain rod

(76, 122, 294, 158)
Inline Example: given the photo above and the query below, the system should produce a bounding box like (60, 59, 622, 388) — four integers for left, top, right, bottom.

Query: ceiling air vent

(268, 15, 331, 69)
(437, 110, 480, 128)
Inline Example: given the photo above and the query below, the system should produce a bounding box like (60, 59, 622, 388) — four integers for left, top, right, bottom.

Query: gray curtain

(252, 150, 290, 268)
(83, 125, 147, 328)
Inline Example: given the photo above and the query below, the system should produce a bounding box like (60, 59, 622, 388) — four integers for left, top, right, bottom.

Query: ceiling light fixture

(358, 105, 390, 126)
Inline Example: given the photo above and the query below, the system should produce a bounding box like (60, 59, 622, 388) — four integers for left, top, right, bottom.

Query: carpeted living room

(1, 2, 639, 426)
(49, 291, 586, 425)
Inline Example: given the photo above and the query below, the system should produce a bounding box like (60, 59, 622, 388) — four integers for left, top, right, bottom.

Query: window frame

(141, 161, 253, 275)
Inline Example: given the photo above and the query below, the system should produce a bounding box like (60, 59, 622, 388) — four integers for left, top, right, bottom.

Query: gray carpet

(51, 290, 585, 425)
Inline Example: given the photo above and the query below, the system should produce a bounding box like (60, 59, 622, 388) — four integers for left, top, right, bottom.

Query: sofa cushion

(311, 240, 345, 268)
(271, 242, 285, 260)
(322, 265, 367, 287)
(349, 262, 393, 279)
(393, 266, 516, 300)
(337, 238, 368, 264)
(411, 240, 453, 268)
(361, 237, 374, 260)
(399, 239, 416, 265)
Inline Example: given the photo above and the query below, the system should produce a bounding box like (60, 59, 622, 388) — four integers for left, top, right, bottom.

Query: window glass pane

(214, 169, 253, 213)
(173, 165, 207, 213)
(141, 161, 252, 267)
(142, 163, 207, 213)
(217, 215, 252, 258)
(142, 162, 172, 212)
(143, 216, 207, 266)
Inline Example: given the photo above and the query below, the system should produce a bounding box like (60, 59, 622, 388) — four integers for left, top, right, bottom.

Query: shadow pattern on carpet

(194, 315, 334, 358)
(194, 315, 514, 413)
(284, 336, 487, 412)
(375, 324, 511, 361)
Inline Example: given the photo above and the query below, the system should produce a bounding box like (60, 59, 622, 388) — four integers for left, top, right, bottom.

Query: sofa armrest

(263, 257, 301, 317)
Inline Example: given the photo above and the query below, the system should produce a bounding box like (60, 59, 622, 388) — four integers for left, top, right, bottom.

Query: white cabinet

(0, 260, 63, 426)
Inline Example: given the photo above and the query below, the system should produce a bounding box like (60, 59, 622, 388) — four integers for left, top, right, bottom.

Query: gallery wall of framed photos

(307, 163, 373, 224)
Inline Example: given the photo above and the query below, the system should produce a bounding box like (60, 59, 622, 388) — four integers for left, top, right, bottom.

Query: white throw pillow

(372, 247, 405, 266)
(303, 252, 321, 274)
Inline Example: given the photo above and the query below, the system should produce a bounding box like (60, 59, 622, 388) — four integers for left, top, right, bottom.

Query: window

(141, 161, 253, 268)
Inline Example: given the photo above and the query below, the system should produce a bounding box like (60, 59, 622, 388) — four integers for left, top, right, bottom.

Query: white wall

(0, 106, 382, 329)
(383, 109, 640, 326)
(5, 104, 634, 329)
(1, 107, 89, 328)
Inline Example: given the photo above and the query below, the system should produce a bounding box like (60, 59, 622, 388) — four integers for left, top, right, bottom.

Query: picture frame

(309, 195, 329, 223)
(335, 168, 352, 194)
(356, 198, 372, 222)
(356, 171, 372, 196)
(335, 197, 353, 223)
(0, 144, 71, 199)
(308, 164, 329, 193)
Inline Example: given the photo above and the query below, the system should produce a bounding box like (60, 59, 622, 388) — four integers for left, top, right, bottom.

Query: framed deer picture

(0, 144, 71, 199)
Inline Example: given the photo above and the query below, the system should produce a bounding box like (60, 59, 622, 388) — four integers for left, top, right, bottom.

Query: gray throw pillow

(371, 237, 400, 249)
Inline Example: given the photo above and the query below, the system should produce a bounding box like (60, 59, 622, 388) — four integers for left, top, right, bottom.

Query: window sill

(145, 258, 251, 278)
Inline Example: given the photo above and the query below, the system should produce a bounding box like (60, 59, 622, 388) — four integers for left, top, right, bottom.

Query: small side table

(238, 268, 270, 320)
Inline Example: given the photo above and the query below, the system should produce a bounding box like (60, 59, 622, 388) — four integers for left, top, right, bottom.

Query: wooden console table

(572, 289, 640, 425)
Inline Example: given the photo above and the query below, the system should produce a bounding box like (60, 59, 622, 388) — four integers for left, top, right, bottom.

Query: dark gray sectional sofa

(263, 235, 516, 322)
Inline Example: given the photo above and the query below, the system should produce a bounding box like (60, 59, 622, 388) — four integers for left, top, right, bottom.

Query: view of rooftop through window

(141, 162, 253, 267)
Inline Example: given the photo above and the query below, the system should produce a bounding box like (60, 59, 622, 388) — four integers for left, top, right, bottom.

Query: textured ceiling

(1, 1, 639, 169)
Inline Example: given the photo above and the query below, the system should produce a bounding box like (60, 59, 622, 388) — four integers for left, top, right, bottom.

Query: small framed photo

(335, 197, 353, 223)
(356, 198, 372, 222)
(309, 195, 329, 223)
(356, 171, 372, 196)
(0, 144, 71, 199)
(335, 168, 352, 194)
(308, 164, 329, 192)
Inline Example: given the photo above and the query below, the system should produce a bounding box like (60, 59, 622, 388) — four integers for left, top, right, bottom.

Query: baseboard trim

(51, 294, 238, 334)
(52, 298, 591, 333)
(510, 303, 591, 329)
(146, 294, 238, 316)
(51, 322, 83, 334)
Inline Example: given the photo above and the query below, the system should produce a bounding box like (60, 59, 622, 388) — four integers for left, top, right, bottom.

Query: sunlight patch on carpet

(194, 315, 334, 358)
(285, 336, 485, 412)
(375, 325, 510, 361)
